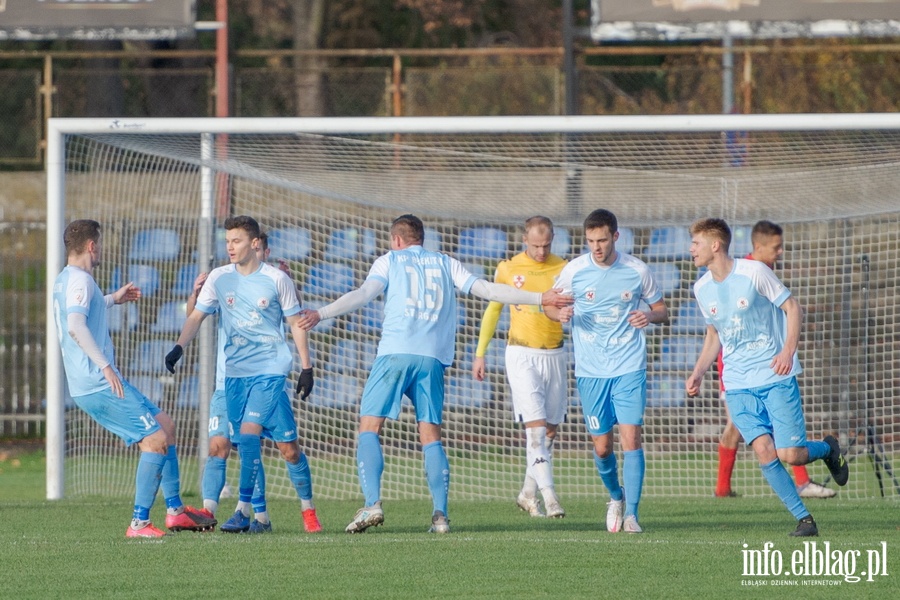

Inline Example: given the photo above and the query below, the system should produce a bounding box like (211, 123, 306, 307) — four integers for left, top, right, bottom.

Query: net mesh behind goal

(54, 120, 900, 502)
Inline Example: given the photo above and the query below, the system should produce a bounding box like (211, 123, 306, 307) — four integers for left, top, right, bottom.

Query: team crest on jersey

(709, 304, 718, 316)
(74, 288, 84, 303)
(225, 293, 236, 309)
(585, 288, 596, 302)
(620, 290, 633, 302)
(513, 275, 525, 288)
(257, 297, 269, 309)
(737, 297, 749, 310)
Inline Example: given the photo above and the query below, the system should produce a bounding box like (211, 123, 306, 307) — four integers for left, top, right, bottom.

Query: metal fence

(2, 43, 900, 165)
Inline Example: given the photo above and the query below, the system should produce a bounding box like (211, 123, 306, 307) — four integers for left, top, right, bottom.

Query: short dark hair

(583, 209, 618, 234)
(258, 231, 269, 252)
(690, 218, 732, 251)
(391, 214, 424, 245)
(751, 220, 783, 245)
(64, 219, 101, 255)
(223, 215, 261, 241)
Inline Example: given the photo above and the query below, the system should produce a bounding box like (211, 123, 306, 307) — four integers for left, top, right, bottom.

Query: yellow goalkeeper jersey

(475, 252, 567, 355)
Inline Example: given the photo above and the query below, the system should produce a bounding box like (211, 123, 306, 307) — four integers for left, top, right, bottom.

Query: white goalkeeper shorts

(504, 345, 568, 425)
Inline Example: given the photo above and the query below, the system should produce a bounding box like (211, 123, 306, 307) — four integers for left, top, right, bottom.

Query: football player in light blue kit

(298, 214, 572, 534)
(685, 217, 849, 537)
(166, 215, 321, 533)
(547, 209, 668, 534)
(190, 232, 300, 532)
(52, 219, 216, 538)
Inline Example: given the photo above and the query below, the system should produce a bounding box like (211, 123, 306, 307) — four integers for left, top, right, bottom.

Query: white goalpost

(46, 114, 900, 503)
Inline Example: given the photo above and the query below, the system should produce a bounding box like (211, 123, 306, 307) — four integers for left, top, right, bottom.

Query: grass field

(1, 447, 898, 599)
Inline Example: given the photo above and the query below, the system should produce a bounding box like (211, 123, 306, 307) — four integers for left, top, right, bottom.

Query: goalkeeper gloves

(296, 367, 314, 400)
(165, 344, 183, 373)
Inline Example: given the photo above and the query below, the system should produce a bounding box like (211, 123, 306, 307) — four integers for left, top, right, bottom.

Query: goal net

(46, 115, 900, 502)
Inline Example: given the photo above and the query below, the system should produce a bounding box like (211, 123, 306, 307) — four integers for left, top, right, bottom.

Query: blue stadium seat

(328, 338, 378, 375)
(650, 262, 682, 296)
(551, 227, 571, 257)
(129, 228, 180, 261)
(326, 227, 366, 262)
(457, 227, 507, 261)
(646, 375, 687, 408)
(444, 374, 493, 409)
(306, 262, 355, 298)
(461, 262, 486, 280)
(308, 374, 361, 409)
(465, 340, 505, 373)
(670, 303, 707, 335)
(172, 264, 200, 297)
(362, 228, 378, 257)
(731, 225, 754, 258)
(423, 227, 442, 253)
(215, 228, 228, 262)
(176, 376, 200, 409)
(108, 302, 138, 333)
(347, 300, 383, 334)
(496, 304, 511, 333)
(135, 339, 172, 374)
(616, 227, 635, 255)
(130, 375, 164, 404)
(645, 226, 692, 260)
(151, 300, 188, 333)
(111, 264, 160, 297)
(267, 227, 312, 261)
(657, 336, 705, 371)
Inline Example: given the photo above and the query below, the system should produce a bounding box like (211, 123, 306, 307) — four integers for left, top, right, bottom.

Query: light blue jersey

(195, 262, 299, 377)
(52, 266, 120, 397)
(693, 258, 801, 390)
(555, 252, 662, 378)
(366, 245, 478, 366)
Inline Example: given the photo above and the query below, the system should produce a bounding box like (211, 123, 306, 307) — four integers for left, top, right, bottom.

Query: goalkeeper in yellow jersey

(472, 216, 568, 518)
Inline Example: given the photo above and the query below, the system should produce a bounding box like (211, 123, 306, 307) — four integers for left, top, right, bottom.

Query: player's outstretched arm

(287, 313, 314, 399)
(166, 310, 207, 373)
(686, 325, 721, 397)
(106, 282, 142, 307)
(297, 278, 385, 331)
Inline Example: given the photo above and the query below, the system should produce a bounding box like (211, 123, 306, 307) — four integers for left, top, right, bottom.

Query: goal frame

(45, 113, 900, 500)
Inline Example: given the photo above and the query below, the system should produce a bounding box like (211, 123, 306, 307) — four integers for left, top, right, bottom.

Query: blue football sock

(237, 433, 262, 504)
(594, 452, 623, 501)
(623, 449, 645, 520)
(357, 431, 384, 506)
(805, 440, 831, 463)
(286, 452, 313, 502)
(133, 451, 166, 521)
(423, 441, 450, 516)
(251, 461, 268, 515)
(761, 458, 810, 520)
(202, 456, 227, 504)
(161, 445, 183, 510)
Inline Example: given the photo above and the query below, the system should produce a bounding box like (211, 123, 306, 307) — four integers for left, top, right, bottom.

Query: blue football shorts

(725, 377, 806, 449)
(225, 375, 297, 443)
(208, 388, 231, 439)
(73, 379, 162, 446)
(576, 370, 647, 436)
(360, 354, 445, 424)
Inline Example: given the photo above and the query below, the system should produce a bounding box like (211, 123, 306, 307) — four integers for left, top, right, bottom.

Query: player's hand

(769, 349, 793, 376)
(276, 259, 291, 276)
(296, 367, 314, 399)
(541, 288, 574, 308)
(191, 272, 208, 297)
(112, 282, 142, 305)
(102, 365, 125, 399)
(627, 309, 650, 329)
(685, 374, 702, 398)
(472, 357, 486, 381)
(297, 308, 321, 331)
(165, 344, 183, 373)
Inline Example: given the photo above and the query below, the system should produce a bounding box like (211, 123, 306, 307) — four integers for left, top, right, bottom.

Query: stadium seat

(151, 300, 188, 333)
(267, 226, 312, 261)
(444, 374, 493, 409)
(362, 228, 378, 257)
(108, 302, 138, 333)
(457, 227, 507, 261)
(130, 375, 164, 404)
(423, 227, 442, 253)
(461, 262, 486, 280)
(551, 226, 571, 257)
(645, 226, 692, 260)
(731, 225, 754, 258)
(650, 262, 682, 296)
(657, 336, 704, 371)
(326, 227, 365, 262)
(111, 264, 160, 297)
(215, 228, 228, 262)
(306, 262, 355, 298)
(646, 374, 687, 408)
(135, 339, 172, 374)
(496, 304, 511, 333)
(328, 338, 379, 375)
(465, 340, 505, 374)
(308, 374, 361, 409)
(347, 300, 383, 334)
(129, 227, 180, 261)
(172, 264, 200, 297)
(176, 376, 200, 409)
(616, 227, 635, 255)
(670, 302, 708, 335)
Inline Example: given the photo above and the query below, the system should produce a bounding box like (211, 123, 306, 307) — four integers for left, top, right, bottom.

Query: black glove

(165, 344, 183, 373)
(296, 367, 314, 400)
